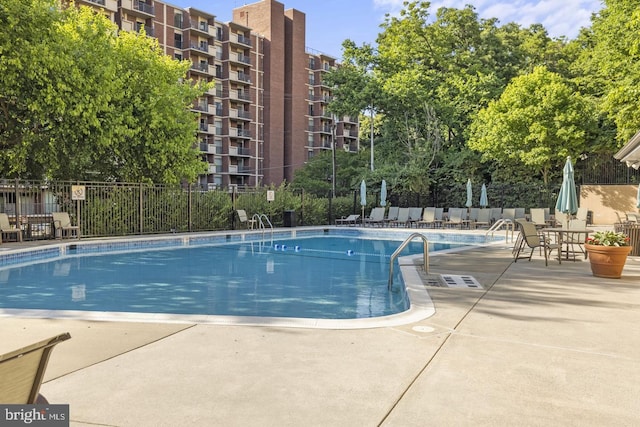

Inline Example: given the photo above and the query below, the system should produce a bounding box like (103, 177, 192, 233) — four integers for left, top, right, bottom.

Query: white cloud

(373, 0, 602, 39)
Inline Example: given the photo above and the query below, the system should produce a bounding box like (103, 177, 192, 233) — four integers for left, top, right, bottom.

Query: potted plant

(585, 231, 632, 278)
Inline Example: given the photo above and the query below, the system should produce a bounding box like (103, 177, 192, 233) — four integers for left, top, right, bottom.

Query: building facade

(76, 0, 358, 189)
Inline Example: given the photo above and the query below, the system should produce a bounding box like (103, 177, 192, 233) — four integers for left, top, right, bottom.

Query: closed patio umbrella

(465, 179, 473, 208)
(637, 183, 640, 208)
(555, 156, 578, 227)
(360, 180, 366, 219)
(380, 180, 387, 207)
(480, 183, 488, 208)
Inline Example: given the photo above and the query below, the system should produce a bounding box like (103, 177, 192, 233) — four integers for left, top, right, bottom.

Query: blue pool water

(0, 236, 465, 320)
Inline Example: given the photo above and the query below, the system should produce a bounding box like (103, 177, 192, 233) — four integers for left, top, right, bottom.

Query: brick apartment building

(76, 0, 359, 189)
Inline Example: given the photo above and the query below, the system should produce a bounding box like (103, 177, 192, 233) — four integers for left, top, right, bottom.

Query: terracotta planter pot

(585, 244, 632, 279)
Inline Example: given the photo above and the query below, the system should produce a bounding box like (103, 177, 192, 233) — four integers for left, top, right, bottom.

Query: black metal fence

(0, 180, 316, 240)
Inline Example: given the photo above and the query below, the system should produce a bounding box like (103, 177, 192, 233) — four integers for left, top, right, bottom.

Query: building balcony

(121, 0, 155, 18)
(77, 0, 118, 13)
(229, 71, 251, 84)
(190, 63, 211, 75)
(230, 128, 251, 138)
(229, 91, 251, 103)
(199, 143, 216, 154)
(229, 52, 251, 65)
(230, 33, 252, 47)
(188, 42, 213, 57)
(189, 21, 216, 38)
(229, 109, 251, 121)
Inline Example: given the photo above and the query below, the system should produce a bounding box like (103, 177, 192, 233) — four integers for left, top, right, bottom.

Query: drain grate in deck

(440, 274, 482, 289)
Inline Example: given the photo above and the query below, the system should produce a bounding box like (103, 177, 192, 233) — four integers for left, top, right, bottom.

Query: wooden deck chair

(0, 213, 22, 243)
(0, 332, 71, 404)
(513, 219, 559, 266)
(237, 209, 257, 229)
(335, 214, 360, 226)
(52, 212, 80, 239)
(417, 207, 436, 228)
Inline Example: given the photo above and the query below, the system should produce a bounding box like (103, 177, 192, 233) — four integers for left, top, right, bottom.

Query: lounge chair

(446, 208, 465, 228)
(530, 208, 548, 228)
(407, 207, 423, 227)
(502, 208, 516, 222)
(417, 207, 436, 228)
(237, 209, 256, 229)
(0, 213, 22, 243)
(513, 219, 559, 266)
(363, 207, 385, 227)
(52, 212, 80, 239)
(474, 208, 491, 229)
(434, 208, 444, 228)
(383, 206, 399, 226)
(0, 332, 71, 404)
(335, 214, 360, 226)
(390, 207, 410, 227)
(490, 208, 502, 224)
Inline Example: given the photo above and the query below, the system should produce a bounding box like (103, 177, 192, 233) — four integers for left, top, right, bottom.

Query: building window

(174, 12, 183, 28)
(308, 103, 313, 116)
(174, 53, 182, 61)
(174, 33, 183, 49)
(309, 57, 315, 69)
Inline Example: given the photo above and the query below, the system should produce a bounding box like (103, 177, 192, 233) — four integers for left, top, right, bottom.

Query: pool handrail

(388, 232, 429, 290)
(253, 213, 274, 242)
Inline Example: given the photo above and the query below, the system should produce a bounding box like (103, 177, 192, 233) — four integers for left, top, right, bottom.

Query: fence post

(300, 189, 304, 226)
(188, 183, 192, 232)
(14, 178, 21, 221)
(139, 182, 143, 234)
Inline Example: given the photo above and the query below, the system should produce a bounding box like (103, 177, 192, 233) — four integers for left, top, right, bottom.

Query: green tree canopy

(468, 66, 596, 184)
(0, 0, 209, 183)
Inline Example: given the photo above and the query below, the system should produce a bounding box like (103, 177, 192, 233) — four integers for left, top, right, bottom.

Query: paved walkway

(2, 238, 640, 426)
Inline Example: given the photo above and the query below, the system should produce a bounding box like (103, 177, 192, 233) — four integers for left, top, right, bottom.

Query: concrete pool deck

(1, 229, 640, 425)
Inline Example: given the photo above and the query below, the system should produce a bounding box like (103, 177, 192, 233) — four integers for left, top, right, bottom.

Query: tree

(574, 0, 640, 144)
(468, 66, 596, 184)
(0, 1, 209, 183)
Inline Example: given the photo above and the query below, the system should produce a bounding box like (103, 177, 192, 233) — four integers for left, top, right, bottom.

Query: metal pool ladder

(388, 233, 429, 290)
(253, 214, 274, 242)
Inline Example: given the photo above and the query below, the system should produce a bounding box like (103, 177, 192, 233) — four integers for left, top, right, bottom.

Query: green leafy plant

(586, 231, 630, 247)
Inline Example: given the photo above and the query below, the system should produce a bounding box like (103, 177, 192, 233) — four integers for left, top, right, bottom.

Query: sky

(168, 0, 603, 58)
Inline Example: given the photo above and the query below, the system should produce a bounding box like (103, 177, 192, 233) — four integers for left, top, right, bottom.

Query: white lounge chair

(0, 213, 22, 243)
(52, 212, 80, 239)
(237, 209, 257, 229)
(335, 214, 360, 226)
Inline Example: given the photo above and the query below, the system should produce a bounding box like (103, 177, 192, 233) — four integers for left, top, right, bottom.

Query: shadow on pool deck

(2, 237, 640, 425)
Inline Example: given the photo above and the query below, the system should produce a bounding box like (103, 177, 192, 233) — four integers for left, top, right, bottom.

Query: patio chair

(390, 207, 410, 227)
(513, 219, 559, 266)
(490, 208, 502, 224)
(474, 208, 491, 229)
(0, 213, 22, 243)
(383, 206, 399, 226)
(530, 208, 547, 228)
(335, 214, 360, 226)
(0, 332, 71, 404)
(237, 209, 257, 229)
(52, 212, 80, 239)
(417, 207, 436, 228)
(502, 208, 516, 222)
(446, 208, 465, 228)
(363, 207, 385, 227)
(407, 207, 423, 227)
(434, 208, 444, 228)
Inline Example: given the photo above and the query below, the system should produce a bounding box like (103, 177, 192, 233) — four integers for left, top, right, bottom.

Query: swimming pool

(0, 228, 497, 328)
